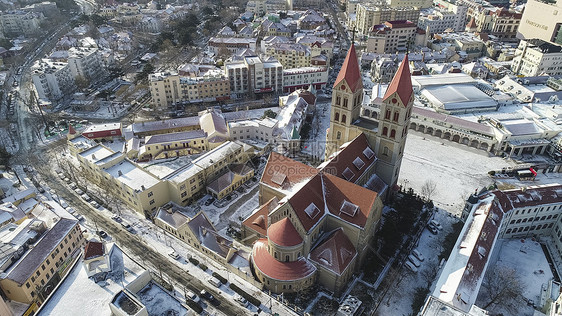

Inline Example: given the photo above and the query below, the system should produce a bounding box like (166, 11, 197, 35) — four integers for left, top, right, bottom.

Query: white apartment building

(366, 20, 417, 54)
(283, 66, 328, 93)
(31, 59, 74, 101)
(517, 0, 562, 45)
(417, 4, 467, 34)
(512, 39, 562, 77)
(67, 47, 105, 82)
(388, 0, 432, 8)
(355, 3, 420, 36)
(0, 11, 43, 37)
(224, 56, 283, 96)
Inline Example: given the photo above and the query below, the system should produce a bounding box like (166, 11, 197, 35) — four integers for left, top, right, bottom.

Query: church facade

(325, 44, 414, 190)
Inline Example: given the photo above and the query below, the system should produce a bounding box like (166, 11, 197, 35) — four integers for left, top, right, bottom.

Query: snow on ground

(0, 127, 19, 154)
(137, 281, 188, 316)
(302, 101, 331, 161)
(0, 169, 27, 197)
(39, 244, 145, 316)
(475, 238, 554, 315)
(400, 132, 516, 215)
(376, 209, 460, 316)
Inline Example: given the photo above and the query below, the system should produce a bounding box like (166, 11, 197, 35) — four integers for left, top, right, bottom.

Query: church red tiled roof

(252, 239, 316, 281)
(333, 44, 362, 93)
(242, 197, 278, 237)
(322, 133, 377, 183)
(84, 241, 104, 260)
(383, 54, 413, 106)
(309, 228, 357, 275)
(261, 152, 318, 191)
(466, 17, 477, 29)
(268, 217, 303, 247)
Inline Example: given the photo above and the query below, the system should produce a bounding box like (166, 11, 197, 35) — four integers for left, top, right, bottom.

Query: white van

(405, 261, 418, 272)
(208, 276, 222, 288)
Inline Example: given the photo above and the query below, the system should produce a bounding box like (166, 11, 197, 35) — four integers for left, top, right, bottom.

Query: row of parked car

(405, 219, 444, 273)
(57, 172, 100, 208)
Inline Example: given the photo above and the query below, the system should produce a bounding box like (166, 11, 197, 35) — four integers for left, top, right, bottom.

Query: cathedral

(241, 44, 414, 295)
(325, 44, 414, 190)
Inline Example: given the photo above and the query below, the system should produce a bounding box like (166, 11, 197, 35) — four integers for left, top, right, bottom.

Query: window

(385, 109, 391, 120)
(382, 127, 388, 136)
(148, 191, 153, 197)
(343, 98, 348, 108)
(393, 112, 399, 122)
(334, 112, 339, 121)
(26, 282, 30, 289)
(341, 114, 347, 124)
(337, 131, 341, 140)
(390, 129, 396, 139)
(149, 199, 155, 205)
(383, 146, 389, 156)
(336, 95, 341, 105)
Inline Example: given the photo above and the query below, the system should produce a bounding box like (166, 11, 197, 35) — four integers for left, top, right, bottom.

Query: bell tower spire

(325, 44, 364, 158)
(375, 54, 414, 189)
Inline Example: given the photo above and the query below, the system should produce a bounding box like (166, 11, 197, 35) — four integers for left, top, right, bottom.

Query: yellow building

(206, 164, 254, 199)
(140, 130, 209, 160)
(265, 43, 312, 69)
(0, 218, 84, 305)
(355, 3, 420, 36)
(155, 207, 237, 264)
(149, 71, 231, 108)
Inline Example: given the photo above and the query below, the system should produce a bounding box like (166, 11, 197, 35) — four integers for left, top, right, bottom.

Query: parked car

(168, 252, 180, 260)
(67, 207, 76, 214)
(81, 194, 92, 202)
(430, 220, 443, 230)
(59, 199, 69, 209)
(207, 276, 222, 288)
(405, 261, 418, 272)
(412, 249, 425, 262)
(112, 216, 122, 223)
(74, 188, 84, 195)
(69, 182, 77, 189)
(234, 294, 248, 307)
(75, 214, 84, 221)
(428, 225, 439, 235)
(97, 230, 108, 238)
(64, 177, 71, 183)
(200, 290, 219, 306)
(186, 291, 200, 303)
(204, 197, 215, 206)
(90, 200, 100, 208)
(408, 255, 421, 268)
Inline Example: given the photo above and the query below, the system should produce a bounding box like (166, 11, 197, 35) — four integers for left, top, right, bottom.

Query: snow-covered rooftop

(104, 159, 161, 192)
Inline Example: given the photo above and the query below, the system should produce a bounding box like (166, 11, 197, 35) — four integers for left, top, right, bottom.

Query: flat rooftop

(79, 145, 116, 164)
(104, 160, 161, 192)
(82, 123, 121, 134)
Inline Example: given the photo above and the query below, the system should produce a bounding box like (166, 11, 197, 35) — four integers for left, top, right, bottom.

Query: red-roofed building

(241, 197, 278, 243)
(83, 241, 110, 277)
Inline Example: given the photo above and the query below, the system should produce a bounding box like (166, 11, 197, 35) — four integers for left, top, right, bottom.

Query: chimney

(141, 185, 145, 190)
(118, 170, 123, 176)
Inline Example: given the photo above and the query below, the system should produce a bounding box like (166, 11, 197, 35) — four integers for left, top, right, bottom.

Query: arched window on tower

(335, 112, 339, 121)
(343, 98, 349, 108)
(385, 109, 391, 120)
(336, 95, 341, 105)
(382, 127, 388, 136)
(393, 112, 399, 122)
(390, 129, 396, 139)
(337, 131, 341, 139)
(341, 114, 347, 124)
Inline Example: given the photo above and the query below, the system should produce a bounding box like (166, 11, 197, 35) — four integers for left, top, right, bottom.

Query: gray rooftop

(132, 117, 200, 135)
(145, 130, 207, 145)
(6, 218, 78, 285)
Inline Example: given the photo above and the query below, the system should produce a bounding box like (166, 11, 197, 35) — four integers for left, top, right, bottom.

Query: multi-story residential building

(371, 57, 398, 83)
(208, 37, 257, 56)
(296, 35, 334, 59)
(512, 39, 562, 77)
(31, 59, 74, 101)
(366, 20, 417, 53)
(265, 43, 312, 69)
(517, 0, 562, 45)
(149, 71, 231, 108)
(0, 218, 84, 306)
(67, 47, 105, 82)
(0, 11, 44, 37)
(224, 55, 283, 97)
(283, 66, 329, 92)
(260, 19, 292, 37)
(297, 9, 326, 30)
(388, 0, 432, 8)
(246, 0, 290, 15)
(139, 130, 209, 160)
(417, 4, 467, 34)
(433, 32, 485, 61)
(355, 3, 420, 36)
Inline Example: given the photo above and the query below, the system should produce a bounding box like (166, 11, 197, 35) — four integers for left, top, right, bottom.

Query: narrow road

(31, 145, 249, 316)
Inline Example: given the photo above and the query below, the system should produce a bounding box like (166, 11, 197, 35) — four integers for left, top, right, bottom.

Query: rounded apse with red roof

(267, 218, 303, 247)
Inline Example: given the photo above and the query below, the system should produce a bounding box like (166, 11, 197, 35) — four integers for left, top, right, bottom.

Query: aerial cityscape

(0, 0, 561, 315)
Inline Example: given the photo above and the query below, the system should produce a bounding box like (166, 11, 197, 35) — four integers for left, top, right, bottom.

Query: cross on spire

(350, 26, 357, 45)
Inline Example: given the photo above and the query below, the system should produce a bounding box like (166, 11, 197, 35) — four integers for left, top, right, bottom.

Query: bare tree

(421, 180, 437, 201)
(478, 265, 525, 313)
